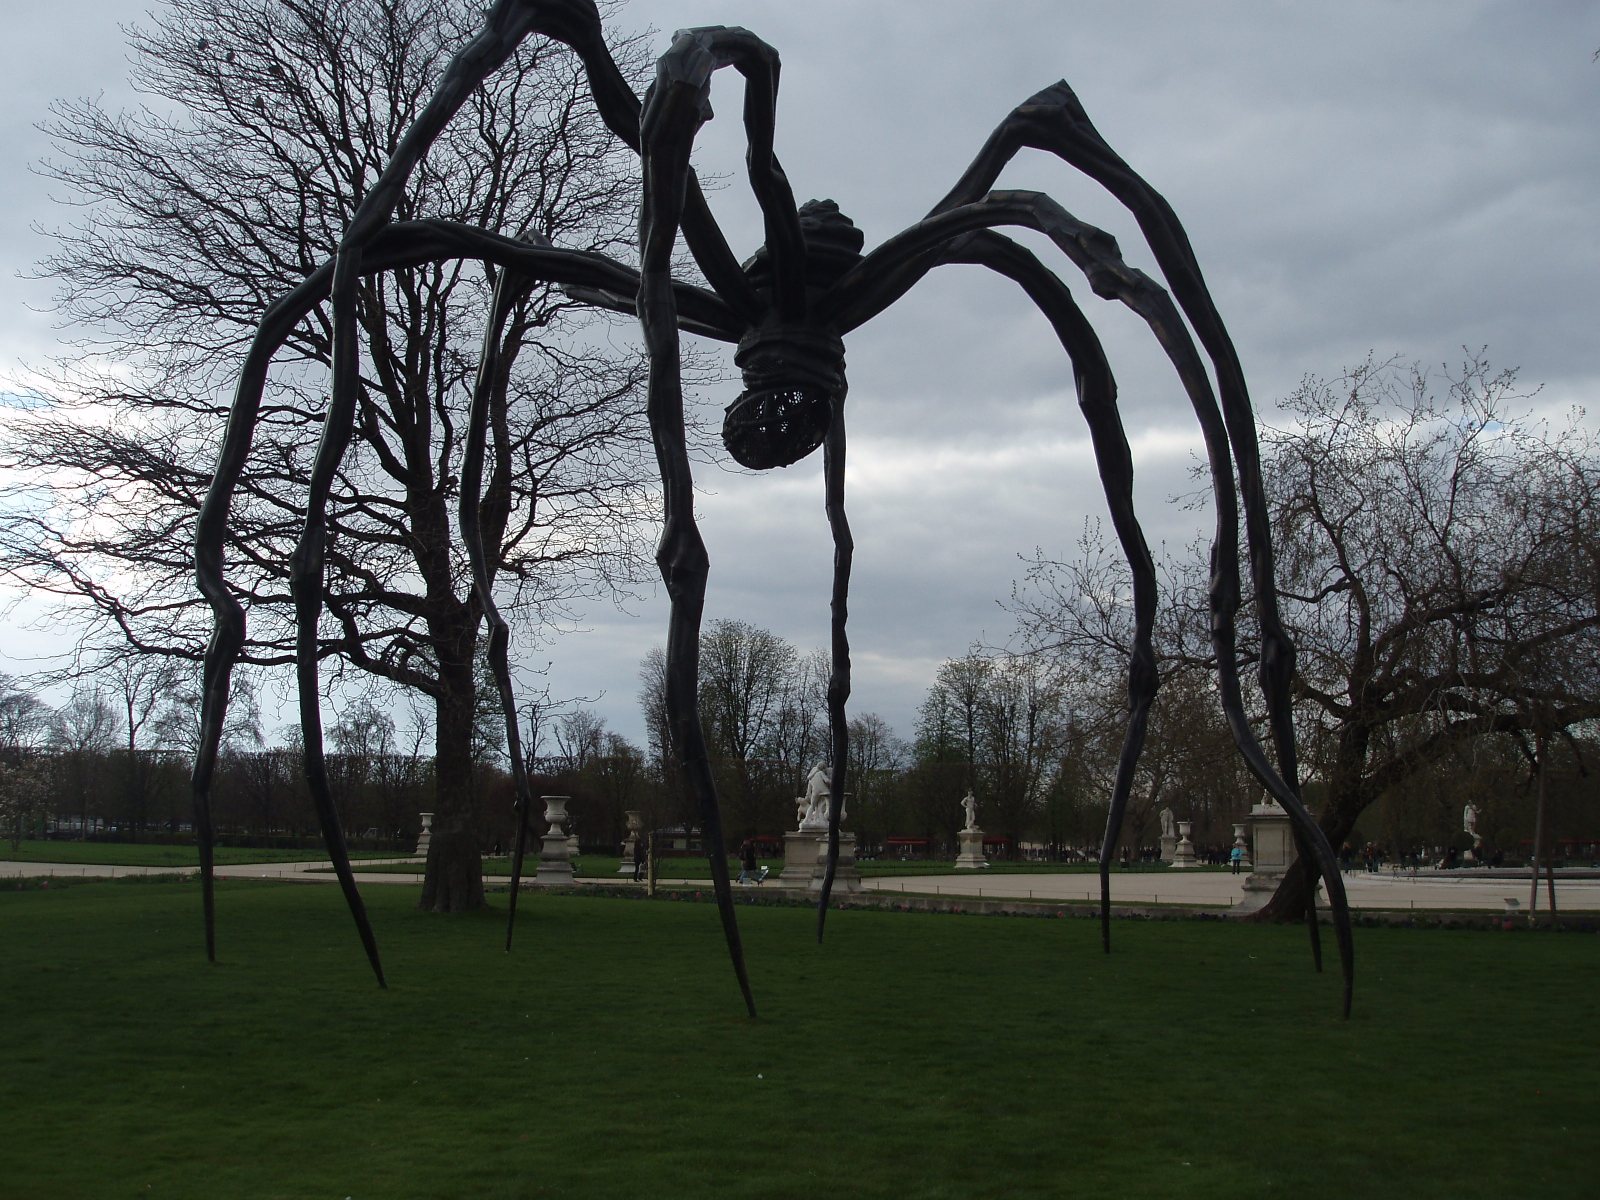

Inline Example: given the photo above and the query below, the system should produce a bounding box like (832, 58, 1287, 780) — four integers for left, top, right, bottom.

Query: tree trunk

(419, 667, 485, 913)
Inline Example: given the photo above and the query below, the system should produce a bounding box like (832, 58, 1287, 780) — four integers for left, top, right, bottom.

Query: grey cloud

(3, 0, 1596, 749)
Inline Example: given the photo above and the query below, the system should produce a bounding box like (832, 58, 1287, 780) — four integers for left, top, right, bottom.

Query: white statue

(961, 792, 978, 832)
(800, 761, 831, 830)
(1463, 802, 1479, 840)
(1159, 806, 1176, 840)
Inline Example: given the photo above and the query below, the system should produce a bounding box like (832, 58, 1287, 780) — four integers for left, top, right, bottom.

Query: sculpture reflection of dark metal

(192, 0, 1353, 1017)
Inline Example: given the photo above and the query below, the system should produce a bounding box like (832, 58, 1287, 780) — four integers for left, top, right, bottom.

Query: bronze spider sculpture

(192, 0, 1353, 1018)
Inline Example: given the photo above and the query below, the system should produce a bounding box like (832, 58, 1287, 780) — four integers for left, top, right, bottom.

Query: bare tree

(553, 708, 606, 776)
(0, 0, 657, 909)
(0, 674, 57, 755)
(640, 624, 830, 841)
(586, 729, 646, 852)
(843, 711, 905, 852)
(328, 694, 396, 834)
(911, 654, 989, 845)
(153, 667, 264, 762)
(913, 653, 1067, 853)
(49, 687, 122, 834)
(696, 619, 801, 837)
(637, 646, 686, 830)
(0, 675, 57, 847)
(976, 656, 1067, 854)
(1015, 354, 1600, 913)
(766, 648, 830, 797)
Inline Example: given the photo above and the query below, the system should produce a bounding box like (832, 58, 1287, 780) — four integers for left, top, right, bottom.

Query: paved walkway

(862, 867, 1600, 912)
(6, 855, 1598, 913)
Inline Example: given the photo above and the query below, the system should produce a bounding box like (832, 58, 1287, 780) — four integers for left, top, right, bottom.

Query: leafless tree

(1014, 354, 1600, 913)
(553, 708, 607, 775)
(914, 652, 1068, 853)
(911, 653, 989, 845)
(695, 619, 802, 837)
(765, 648, 829, 799)
(0, 675, 57, 846)
(0, 674, 57, 755)
(0, 0, 658, 908)
(640, 623, 834, 841)
(49, 687, 122, 834)
(843, 711, 906, 851)
(583, 729, 646, 852)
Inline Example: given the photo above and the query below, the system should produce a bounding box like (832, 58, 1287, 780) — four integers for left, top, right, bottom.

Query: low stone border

(489, 878, 1600, 932)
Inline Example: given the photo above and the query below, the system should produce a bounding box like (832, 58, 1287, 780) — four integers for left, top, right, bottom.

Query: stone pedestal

(618, 810, 643, 875)
(809, 832, 863, 893)
(534, 795, 575, 886)
(780, 829, 823, 887)
(1171, 820, 1198, 869)
(1237, 801, 1294, 911)
(415, 812, 433, 858)
(955, 827, 989, 870)
(1159, 833, 1177, 864)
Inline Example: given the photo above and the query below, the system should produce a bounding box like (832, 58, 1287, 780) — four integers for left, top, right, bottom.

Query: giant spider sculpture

(193, 0, 1353, 1017)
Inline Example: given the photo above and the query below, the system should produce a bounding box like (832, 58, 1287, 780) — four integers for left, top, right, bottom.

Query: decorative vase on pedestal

(1171, 819, 1197, 868)
(534, 795, 574, 886)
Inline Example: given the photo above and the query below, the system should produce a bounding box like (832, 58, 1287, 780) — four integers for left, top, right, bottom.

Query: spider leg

(656, 27, 855, 951)
(299, 0, 728, 971)
(821, 192, 1351, 1014)
(938, 231, 1160, 956)
(639, 47, 763, 1020)
(285, 240, 389, 985)
(935, 81, 1328, 940)
(194, 221, 735, 980)
(267, 0, 617, 990)
(822, 226, 1160, 952)
(194, 264, 335, 963)
(457, 260, 541, 950)
(814, 390, 852, 940)
(659, 27, 811, 314)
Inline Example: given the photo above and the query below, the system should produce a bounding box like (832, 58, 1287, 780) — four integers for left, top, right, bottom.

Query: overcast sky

(2, 1, 1597, 751)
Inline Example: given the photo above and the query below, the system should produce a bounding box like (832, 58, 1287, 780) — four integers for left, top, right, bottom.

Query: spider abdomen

(723, 322, 845, 469)
(722, 383, 833, 470)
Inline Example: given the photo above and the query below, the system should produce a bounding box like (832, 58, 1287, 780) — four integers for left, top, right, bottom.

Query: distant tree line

(5, 354, 1595, 892)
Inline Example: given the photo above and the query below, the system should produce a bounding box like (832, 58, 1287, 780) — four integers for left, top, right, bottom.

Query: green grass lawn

(1, 838, 396, 867)
(3, 878, 1593, 1199)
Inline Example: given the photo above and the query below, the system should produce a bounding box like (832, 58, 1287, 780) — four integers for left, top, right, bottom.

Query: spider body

(192, 0, 1353, 1019)
(723, 198, 862, 454)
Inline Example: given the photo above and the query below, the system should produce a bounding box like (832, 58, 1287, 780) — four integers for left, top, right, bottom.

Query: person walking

(1230, 843, 1244, 874)
(738, 839, 760, 885)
